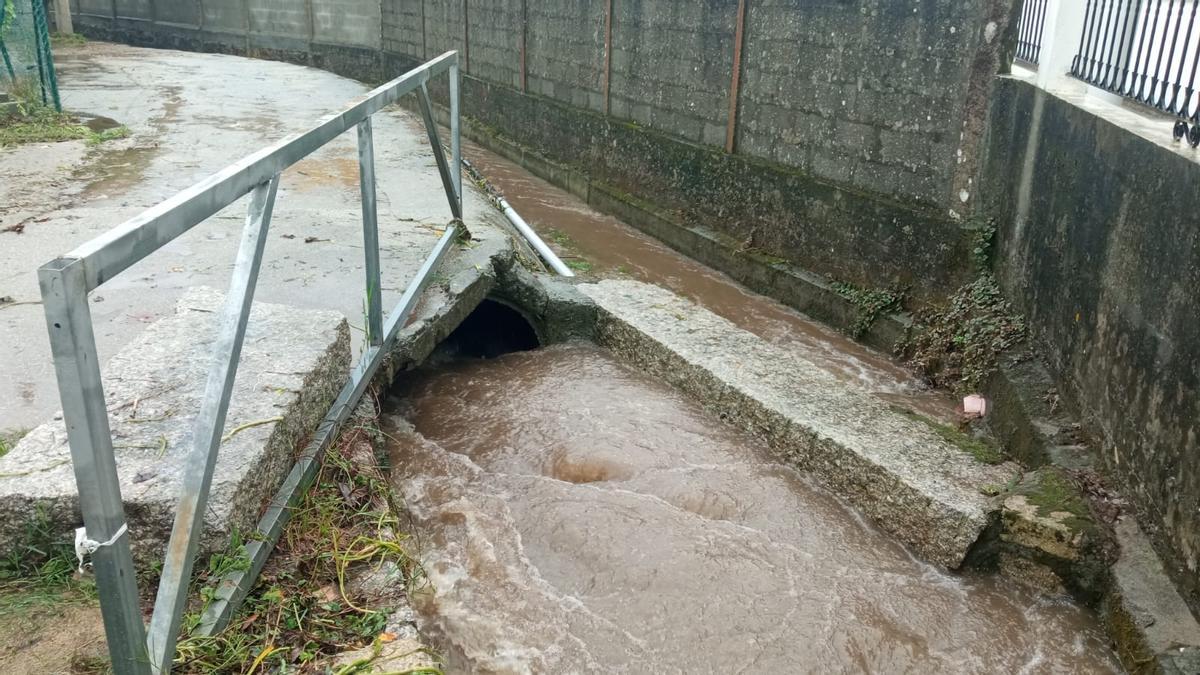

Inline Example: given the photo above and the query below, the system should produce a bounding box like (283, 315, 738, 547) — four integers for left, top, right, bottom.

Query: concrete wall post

(56, 0, 74, 34)
(1036, 0, 1089, 93)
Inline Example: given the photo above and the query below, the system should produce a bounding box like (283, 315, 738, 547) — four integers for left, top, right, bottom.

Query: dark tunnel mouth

(437, 297, 541, 360)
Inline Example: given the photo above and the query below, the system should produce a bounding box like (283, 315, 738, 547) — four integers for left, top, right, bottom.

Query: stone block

(0, 287, 349, 566)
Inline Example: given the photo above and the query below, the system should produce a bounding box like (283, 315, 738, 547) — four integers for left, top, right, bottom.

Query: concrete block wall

(421, 0, 464, 66)
(372, 0, 1013, 213)
(73, 0, 382, 65)
(526, 1, 607, 113)
(381, 0, 422, 60)
(608, 0, 736, 147)
(462, 0, 521, 90)
(68, 0, 1016, 299)
(738, 0, 984, 206)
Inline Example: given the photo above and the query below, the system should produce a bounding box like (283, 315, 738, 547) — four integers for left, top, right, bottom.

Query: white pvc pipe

(496, 196, 576, 277)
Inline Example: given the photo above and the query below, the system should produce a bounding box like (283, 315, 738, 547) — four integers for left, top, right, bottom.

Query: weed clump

(1, 81, 130, 148)
(174, 406, 438, 674)
(831, 280, 904, 339)
(898, 273, 1025, 394)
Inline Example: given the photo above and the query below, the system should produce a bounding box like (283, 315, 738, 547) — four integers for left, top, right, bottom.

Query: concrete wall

(378, 0, 1017, 300)
(72, 0, 384, 80)
(69, 0, 1016, 301)
(980, 76, 1200, 615)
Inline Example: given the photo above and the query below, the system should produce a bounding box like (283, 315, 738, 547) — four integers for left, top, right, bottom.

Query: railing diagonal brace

(417, 82, 463, 220)
(144, 174, 281, 674)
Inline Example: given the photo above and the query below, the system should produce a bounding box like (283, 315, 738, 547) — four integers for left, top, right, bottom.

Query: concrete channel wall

(66, 0, 1019, 302)
(377, 0, 1020, 302)
(980, 76, 1200, 617)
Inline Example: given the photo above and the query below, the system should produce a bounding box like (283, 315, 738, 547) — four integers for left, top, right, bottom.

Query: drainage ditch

(382, 303, 1119, 672)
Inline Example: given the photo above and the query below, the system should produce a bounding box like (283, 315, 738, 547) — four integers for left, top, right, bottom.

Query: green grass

(87, 126, 131, 145)
(0, 505, 98, 614)
(0, 106, 92, 146)
(173, 413, 442, 674)
(566, 258, 593, 273)
(0, 428, 29, 458)
(0, 88, 130, 148)
(51, 32, 88, 47)
(545, 228, 575, 248)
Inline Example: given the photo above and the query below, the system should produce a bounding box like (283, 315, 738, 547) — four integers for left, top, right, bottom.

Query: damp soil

(385, 343, 1120, 673)
(464, 142, 958, 423)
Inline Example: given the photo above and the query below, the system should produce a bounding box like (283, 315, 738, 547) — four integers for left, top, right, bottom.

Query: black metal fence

(1017, 0, 1050, 65)
(1071, 0, 1200, 120)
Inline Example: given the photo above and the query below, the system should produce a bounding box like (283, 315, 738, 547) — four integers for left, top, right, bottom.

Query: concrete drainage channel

(1, 54, 1195, 673)
(376, 257, 1198, 672)
(4, 203, 1196, 671)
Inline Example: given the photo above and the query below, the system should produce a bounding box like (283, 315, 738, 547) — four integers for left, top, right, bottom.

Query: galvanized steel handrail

(37, 51, 463, 675)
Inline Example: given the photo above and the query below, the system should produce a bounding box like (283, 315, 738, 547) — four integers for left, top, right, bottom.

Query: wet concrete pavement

(0, 41, 501, 430)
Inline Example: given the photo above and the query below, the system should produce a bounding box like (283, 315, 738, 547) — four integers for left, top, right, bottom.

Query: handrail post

(38, 258, 150, 675)
(357, 117, 384, 345)
(450, 56, 463, 217)
(417, 82, 463, 220)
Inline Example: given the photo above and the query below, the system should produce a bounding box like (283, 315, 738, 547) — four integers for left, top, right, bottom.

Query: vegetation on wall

(831, 281, 904, 340)
(898, 217, 1026, 394)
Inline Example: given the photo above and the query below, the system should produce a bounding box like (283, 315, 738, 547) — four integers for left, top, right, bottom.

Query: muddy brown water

(463, 143, 958, 424)
(382, 144, 1118, 671)
(386, 344, 1119, 673)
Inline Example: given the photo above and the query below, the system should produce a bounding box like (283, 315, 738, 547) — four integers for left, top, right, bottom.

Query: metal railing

(38, 51, 463, 674)
(1017, 0, 1050, 65)
(1071, 0, 1200, 120)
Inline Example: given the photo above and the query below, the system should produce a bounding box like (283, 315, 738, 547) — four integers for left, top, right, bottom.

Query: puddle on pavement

(463, 143, 958, 423)
(385, 342, 1120, 673)
(82, 114, 121, 132)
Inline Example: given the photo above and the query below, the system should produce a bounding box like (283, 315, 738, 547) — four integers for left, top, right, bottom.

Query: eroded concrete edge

(983, 352, 1200, 672)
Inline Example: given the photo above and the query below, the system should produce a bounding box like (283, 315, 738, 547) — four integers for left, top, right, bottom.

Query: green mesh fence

(1, 0, 60, 110)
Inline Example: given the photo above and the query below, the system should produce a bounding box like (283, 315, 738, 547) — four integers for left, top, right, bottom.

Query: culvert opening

(437, 298, 540, 360)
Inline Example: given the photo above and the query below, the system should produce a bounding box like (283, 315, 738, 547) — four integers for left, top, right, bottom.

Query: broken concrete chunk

(0, 287, 349, 567)
(579, 279, 1018, 569)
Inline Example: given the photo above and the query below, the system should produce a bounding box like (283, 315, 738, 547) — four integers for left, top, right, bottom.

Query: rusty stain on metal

(604, 0, 614, 114)
(165, 500, 194, 566)
(726, 0, 748, 153)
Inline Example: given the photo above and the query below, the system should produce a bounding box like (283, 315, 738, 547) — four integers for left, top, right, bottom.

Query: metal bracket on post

(145, 176, 280, 674)
(38, 258, 151, 675)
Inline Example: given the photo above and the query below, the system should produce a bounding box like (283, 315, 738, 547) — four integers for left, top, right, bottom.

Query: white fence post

(1037, 0, 1090, 93)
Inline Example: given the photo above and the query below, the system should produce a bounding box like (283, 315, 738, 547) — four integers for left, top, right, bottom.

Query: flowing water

(385, 344, 1120, 673)
(382, 144, 1119, 672)
(463, 143, 957, 423)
